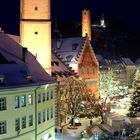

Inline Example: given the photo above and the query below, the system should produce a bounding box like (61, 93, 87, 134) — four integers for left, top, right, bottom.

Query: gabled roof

(7, 34, 79, 79)
(52, 37, 85, 64)
(51, 48, 78, 79)
(52, 36, 99, 67)
(0, 32, 55, 88)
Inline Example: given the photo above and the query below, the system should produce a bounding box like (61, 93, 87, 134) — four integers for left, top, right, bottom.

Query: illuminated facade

(52, 36, 99, 98)
(0, 85, 55, 140)
(82, 10, 91, 41)
(20, 0, 51, 74)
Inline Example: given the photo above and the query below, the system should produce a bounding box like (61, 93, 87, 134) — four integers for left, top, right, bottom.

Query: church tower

(82, 10, 91, 41)
(20, 0, 51, 74)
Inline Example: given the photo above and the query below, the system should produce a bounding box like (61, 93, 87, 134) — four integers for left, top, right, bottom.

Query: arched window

(87, 68, 90, 74)
(93, 68, 95, 74)
(81, 67, 84, 74)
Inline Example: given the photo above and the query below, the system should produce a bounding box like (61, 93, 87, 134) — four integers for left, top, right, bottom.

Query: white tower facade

(20, 0, 51, 74)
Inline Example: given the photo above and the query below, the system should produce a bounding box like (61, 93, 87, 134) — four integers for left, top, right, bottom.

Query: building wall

(20, 0, 51, 74)
(21, 0, 50, 20)
(0, 84, 56, 140)
(78, 42, 99, 98)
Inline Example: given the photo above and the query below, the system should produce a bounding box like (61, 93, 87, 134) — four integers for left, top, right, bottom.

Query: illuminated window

(29, 115, 33, 126)
(15, 118, 20, 131)
(38, 112, 41, 124)
(21, 95, 26, 107)
(0, 121, 6, 134)
(28, 94, 33, 105)
(0, 98, 6, 111)
(22, 116, 26, 129)
(38, 94, 41, 103)
(15, 96, 20, 108)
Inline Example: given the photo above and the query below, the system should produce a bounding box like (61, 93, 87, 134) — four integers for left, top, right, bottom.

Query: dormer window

(0, 75, 5, 84)
(72, 43, 78, 50)
(25, 75, 32, 82)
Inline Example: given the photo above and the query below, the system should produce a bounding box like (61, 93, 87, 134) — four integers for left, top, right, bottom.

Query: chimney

(22, 47, 27, 62)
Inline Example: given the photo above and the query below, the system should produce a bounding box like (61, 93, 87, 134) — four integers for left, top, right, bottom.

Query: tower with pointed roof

(82, 10, 91, 41)
(20, 0, 51, 74)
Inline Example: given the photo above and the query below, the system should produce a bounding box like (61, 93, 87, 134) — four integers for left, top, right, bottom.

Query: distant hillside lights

(92, 14, 106, 28)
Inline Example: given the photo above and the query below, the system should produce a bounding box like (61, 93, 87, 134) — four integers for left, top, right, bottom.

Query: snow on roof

(7, 34, 20, 43)
(6, 33, 76, 80)
(0, 64, 34, 87)
(121, 57, 134, 65)
(52, 37, 85, 63)
(96, 54, 108, 68)
(0, 32, 56, 87)
(135, 58, 140, 65)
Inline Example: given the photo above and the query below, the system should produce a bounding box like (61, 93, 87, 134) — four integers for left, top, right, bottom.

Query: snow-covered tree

(127, 70, 140, 117)
(56, 76, 98, 125)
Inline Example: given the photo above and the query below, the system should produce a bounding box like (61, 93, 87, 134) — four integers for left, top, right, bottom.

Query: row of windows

(0, 91, 54, 111)
(81, 67, 95, 75)
(0, 107, 54, 135)
(15, 115, 33, 131)
(38, 107, 54, 124)
(38, 91, 54, 103)
(15, 94, 33, 108)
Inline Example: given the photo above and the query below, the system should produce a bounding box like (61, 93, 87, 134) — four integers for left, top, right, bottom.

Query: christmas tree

(127, 69, 140, 117)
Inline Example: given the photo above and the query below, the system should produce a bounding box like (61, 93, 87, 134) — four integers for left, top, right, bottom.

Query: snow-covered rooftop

(52, 37, 85, 64)
(0, 32, 56, 88)
(121, 57, 134, 65)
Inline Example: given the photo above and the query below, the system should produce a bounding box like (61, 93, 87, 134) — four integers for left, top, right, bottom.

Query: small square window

(35, 6, 38, 11)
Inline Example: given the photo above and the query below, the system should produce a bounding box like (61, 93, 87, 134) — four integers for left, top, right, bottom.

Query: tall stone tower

(20, 0, 51, 74)
(82, 10, 91, 41)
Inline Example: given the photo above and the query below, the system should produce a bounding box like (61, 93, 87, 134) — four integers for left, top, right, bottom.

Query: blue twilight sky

(0, 0, 139, 34)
